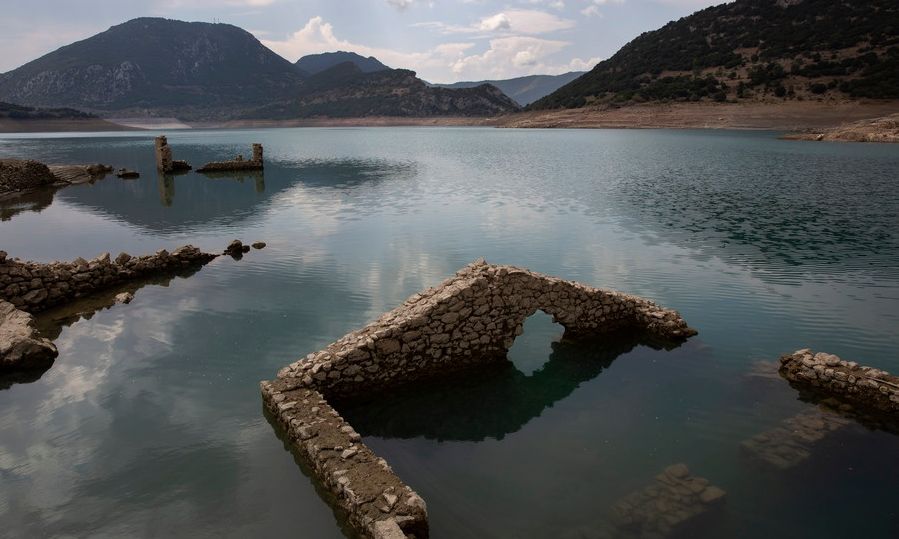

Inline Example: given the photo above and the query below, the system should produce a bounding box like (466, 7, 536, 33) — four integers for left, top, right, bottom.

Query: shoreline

(1, 101, 896, 134)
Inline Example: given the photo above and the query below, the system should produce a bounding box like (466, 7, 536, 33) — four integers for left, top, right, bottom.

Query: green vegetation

(530, 0, 899, 110)
(0, 102, 96, 119)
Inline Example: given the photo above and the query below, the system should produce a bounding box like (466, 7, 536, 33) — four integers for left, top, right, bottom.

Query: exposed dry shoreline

(1, 101, 897, 133)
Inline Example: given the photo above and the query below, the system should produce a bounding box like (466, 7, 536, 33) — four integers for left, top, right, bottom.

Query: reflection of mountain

(338, 332, 668, 442)
(50, 151, 416, 234)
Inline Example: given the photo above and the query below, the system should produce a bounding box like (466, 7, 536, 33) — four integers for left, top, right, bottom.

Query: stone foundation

(610, 464, 726, 539)
(0, 245, 216, 314)
(741, 407, 851, 469)
(779, 349, 899, 415)
(197, 143, 264, 173)
(262, 260, 696, 538)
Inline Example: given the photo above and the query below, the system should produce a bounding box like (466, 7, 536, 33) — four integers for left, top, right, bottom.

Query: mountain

(0, 18, 303, 120)
(0, 101, 96, 120)
(531, 0, 899, 110)
(252, 62, 519, 118)
(432, 72, 585, 106)
(295, 51, 389, 75)
(0, 18, 518, 120)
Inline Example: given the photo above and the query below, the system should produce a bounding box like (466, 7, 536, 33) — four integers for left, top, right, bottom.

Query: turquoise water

(0, 127, 897, 538)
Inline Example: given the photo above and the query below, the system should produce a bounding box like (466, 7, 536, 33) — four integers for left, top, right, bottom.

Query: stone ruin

(609, 463, 726, 539)
(197, 143, 264, 173)
(154, 136, 192, 173)
(261, 260, 697, 538)
(779, 349, 899, 415)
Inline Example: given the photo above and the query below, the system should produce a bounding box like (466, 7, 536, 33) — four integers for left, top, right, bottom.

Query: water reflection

(0, 188, 56, 221)
(340, 332, 668, 442)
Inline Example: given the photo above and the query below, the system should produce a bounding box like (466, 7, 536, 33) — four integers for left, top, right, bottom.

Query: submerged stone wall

(0, 245, 216, 313)
(780, 349, 899, 415)
(263, 260, 696, 538)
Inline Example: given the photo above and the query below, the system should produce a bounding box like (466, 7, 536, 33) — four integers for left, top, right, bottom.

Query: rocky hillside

(251, 62, 520, 118)
(296, 51, 389, 75)
(0, 18, 303, 120)
(531, 0, 899, 110)
(433, 71, 585, 106)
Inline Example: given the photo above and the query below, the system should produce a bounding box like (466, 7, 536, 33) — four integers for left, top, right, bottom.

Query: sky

(0, 0, 721, 83)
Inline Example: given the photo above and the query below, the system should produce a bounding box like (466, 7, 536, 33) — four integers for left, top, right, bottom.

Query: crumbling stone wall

(196, 143, 264, 173)
(274, 260, 695, 398)
(262, 260, 696, 538)
(780, 349, 899, 415)
(0, 246, 216, 313)
(154, 136, 191, 173)
(0, 159, 57, 196)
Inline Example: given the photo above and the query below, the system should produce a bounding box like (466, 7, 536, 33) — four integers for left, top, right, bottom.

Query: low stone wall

(0, 245, 217, 313)
(779, 349, 899, 415)
(261, 383, 427, 539)
(197, 143, 263, 173)
(0, 300, 57, 370)
(263, 260, 696, 538)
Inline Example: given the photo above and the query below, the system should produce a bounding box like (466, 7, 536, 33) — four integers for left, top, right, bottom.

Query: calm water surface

(0, 127, 897, 538)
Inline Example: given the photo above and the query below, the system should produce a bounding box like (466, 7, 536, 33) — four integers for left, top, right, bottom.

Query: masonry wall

(0, 246, 216, 313)
(780, 349, 899, 414)
(263, 260, 696, 538)
(274, 260, 696, 399)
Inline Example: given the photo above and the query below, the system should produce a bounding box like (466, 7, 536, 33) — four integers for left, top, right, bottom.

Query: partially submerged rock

(0, 300, 57, 370)
(251, 241, 266, 250)
(116, 168, 140, 179)
(224, 239, 251, 257)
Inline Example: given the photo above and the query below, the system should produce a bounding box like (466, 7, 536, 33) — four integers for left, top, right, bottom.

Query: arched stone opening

(506, 309, 564, 376)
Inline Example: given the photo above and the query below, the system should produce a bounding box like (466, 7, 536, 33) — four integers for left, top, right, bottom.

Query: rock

(371, 519, 406, 539)
(0, 300, 58, 370)
(251, 242, 266, 250)
(664, 463, 689, 479)
(114, 292, 134, 304)
(224, 240, 245, 256)
(116, 168, 140, 179)
(0, 159, 57, 195)
(699, 486, 726, 504)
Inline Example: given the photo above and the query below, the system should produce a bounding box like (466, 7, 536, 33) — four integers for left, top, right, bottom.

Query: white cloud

(416, 9, 576, 35)
(387, 0, 416, 9)
(261, 16, 596, 83)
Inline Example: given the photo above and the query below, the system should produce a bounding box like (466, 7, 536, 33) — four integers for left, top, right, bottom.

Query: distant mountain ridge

(0, 18, 519, 120)
(432, 72, 585, 106)
(256, 62, 519, 118)
(531, 0, 899, 110)
(296, 51, 389, 75)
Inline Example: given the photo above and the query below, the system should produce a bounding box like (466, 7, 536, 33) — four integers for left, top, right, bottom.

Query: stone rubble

(609, 463, 726, 539)
(1, 159, 112, 198)
(262, 259, 696, 538)
(779, 349, 899, 415)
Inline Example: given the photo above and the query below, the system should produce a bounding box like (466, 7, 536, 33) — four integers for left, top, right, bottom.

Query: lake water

(1, 127, 897, 538)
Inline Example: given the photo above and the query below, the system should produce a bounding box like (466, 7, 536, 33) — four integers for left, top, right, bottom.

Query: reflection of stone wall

(0, 246, 216, 313)
(780, 349, 899, 415)
(263, 260, 696, 538)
